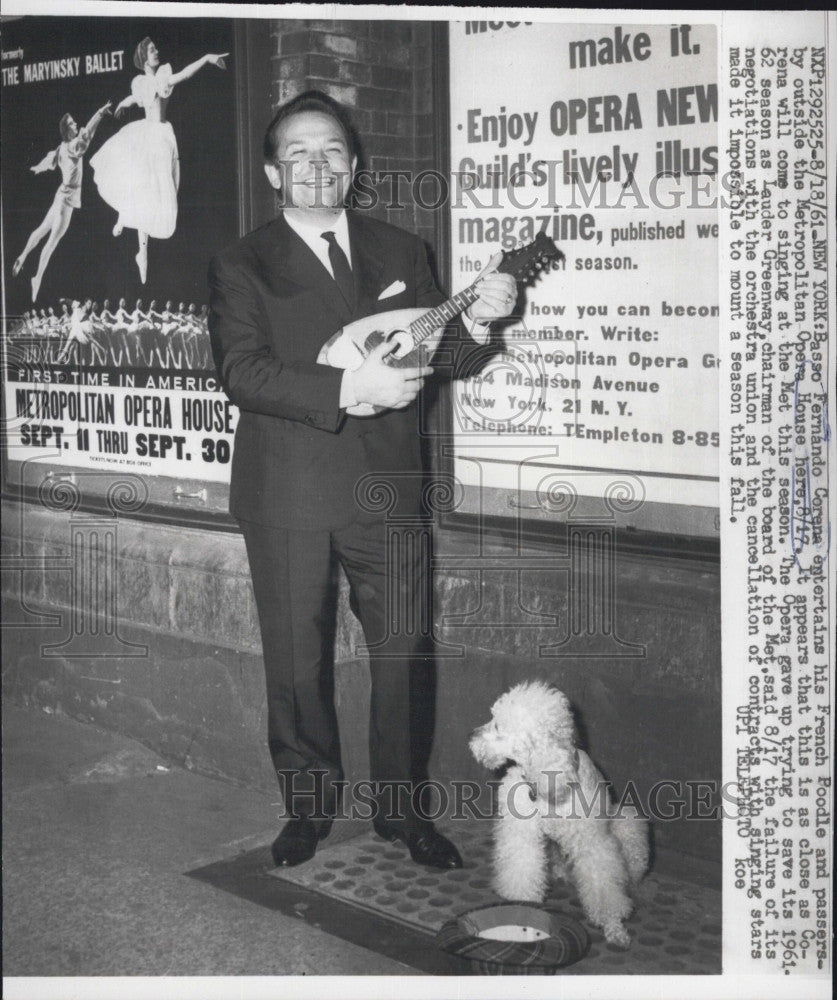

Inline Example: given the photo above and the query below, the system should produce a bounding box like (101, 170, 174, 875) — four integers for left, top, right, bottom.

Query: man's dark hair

(263, 89, 356, 163)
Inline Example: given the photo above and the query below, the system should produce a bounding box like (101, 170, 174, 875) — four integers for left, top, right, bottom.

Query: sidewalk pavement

(2, 702, 412, 981)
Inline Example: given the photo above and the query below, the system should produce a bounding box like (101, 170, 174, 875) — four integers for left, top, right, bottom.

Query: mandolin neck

(407, 284, 482, 346)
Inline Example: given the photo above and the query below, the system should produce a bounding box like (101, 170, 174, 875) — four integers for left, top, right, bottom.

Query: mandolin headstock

(497, 232, 564, 283)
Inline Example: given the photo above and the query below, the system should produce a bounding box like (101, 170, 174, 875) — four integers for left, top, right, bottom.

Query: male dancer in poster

(13, 101, 112, 303)
(208, 92, 515, 868)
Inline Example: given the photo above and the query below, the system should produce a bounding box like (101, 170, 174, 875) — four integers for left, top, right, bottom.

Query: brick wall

(269, 19, 438, 253)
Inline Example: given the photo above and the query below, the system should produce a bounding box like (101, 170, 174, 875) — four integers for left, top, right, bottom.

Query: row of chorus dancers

(7, 300, 106, 366)
(12, 37, 227, 301)
(10, 299, 210, 370)
(96, 298, 210, 368)
(9, 307, 64, 339)
(93, 298, 208, 337)
(56, 298, 104, 364)
(10, 299, 208, 337)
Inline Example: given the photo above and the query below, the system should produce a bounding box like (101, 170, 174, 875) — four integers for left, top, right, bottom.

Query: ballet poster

(1, 15, 239, 486)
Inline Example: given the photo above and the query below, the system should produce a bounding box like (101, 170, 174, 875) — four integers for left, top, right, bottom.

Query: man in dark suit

(208, 91, 515, 869)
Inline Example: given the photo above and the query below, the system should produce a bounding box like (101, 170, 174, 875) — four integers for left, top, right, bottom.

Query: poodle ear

(547, 688, 576, 743)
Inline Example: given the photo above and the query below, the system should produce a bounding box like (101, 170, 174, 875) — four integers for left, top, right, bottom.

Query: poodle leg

(548, 840, 571, 883)
(493, 768, 547, 902)
(561, 820, 634, 947)
(613, 815, 650, 885)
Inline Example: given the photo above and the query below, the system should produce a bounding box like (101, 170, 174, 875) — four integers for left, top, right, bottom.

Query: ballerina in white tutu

(91, 37, 227, 284)
(13, 101, 112, 303)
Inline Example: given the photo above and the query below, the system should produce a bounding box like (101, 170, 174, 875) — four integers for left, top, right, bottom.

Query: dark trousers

(240, 512, 436, 833)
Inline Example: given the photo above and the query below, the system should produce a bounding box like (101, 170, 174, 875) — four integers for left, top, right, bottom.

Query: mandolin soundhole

(364, 327, 417, 367)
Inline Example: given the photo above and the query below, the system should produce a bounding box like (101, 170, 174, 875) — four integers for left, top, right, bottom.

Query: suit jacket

(208, 211, 446, 531)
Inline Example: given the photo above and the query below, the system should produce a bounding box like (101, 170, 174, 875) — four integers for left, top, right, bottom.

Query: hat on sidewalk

(435, 902, 590, 974)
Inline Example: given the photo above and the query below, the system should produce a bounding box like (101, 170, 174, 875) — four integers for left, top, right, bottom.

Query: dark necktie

(321, 231, 355, 310)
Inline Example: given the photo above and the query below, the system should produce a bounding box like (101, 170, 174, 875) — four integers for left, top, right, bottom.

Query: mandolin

(316, 232, 563, 416)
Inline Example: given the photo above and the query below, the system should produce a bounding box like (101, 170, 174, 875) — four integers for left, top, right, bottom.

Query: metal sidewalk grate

(270, 820, 721, 974)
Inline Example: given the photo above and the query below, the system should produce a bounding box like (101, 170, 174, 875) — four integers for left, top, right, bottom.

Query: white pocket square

(378, 280, 406, 300)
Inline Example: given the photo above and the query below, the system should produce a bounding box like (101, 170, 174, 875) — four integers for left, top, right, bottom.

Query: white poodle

(469, 680, 649, 947)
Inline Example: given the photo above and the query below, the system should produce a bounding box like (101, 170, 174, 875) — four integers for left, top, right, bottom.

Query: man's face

(265, 111, 356, 212)
(146, 42, 160, 70)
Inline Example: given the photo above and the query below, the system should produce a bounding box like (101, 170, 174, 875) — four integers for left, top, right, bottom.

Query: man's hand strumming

(351, 339, 433, 409)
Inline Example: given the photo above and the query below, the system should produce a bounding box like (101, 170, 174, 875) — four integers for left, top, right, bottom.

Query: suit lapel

(263, 212, 387, 323)
(267, 215, 352, 324)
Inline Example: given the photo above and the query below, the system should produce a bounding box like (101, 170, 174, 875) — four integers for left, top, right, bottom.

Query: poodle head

(469, 680, 577, 779)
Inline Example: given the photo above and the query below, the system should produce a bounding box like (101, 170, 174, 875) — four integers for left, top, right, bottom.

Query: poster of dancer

(1, 16, 239, 496)
(12, 99, 112, 303)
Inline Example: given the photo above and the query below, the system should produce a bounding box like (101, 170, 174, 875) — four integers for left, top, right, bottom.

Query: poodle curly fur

(469, 680, 650, 948)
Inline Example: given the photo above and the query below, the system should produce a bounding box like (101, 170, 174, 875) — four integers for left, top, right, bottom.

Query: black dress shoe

(271, 817, 328, 868)
(373, 819, 463, 870)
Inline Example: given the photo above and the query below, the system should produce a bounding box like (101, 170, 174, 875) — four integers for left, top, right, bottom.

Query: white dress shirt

(284, 209, 352, 277)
